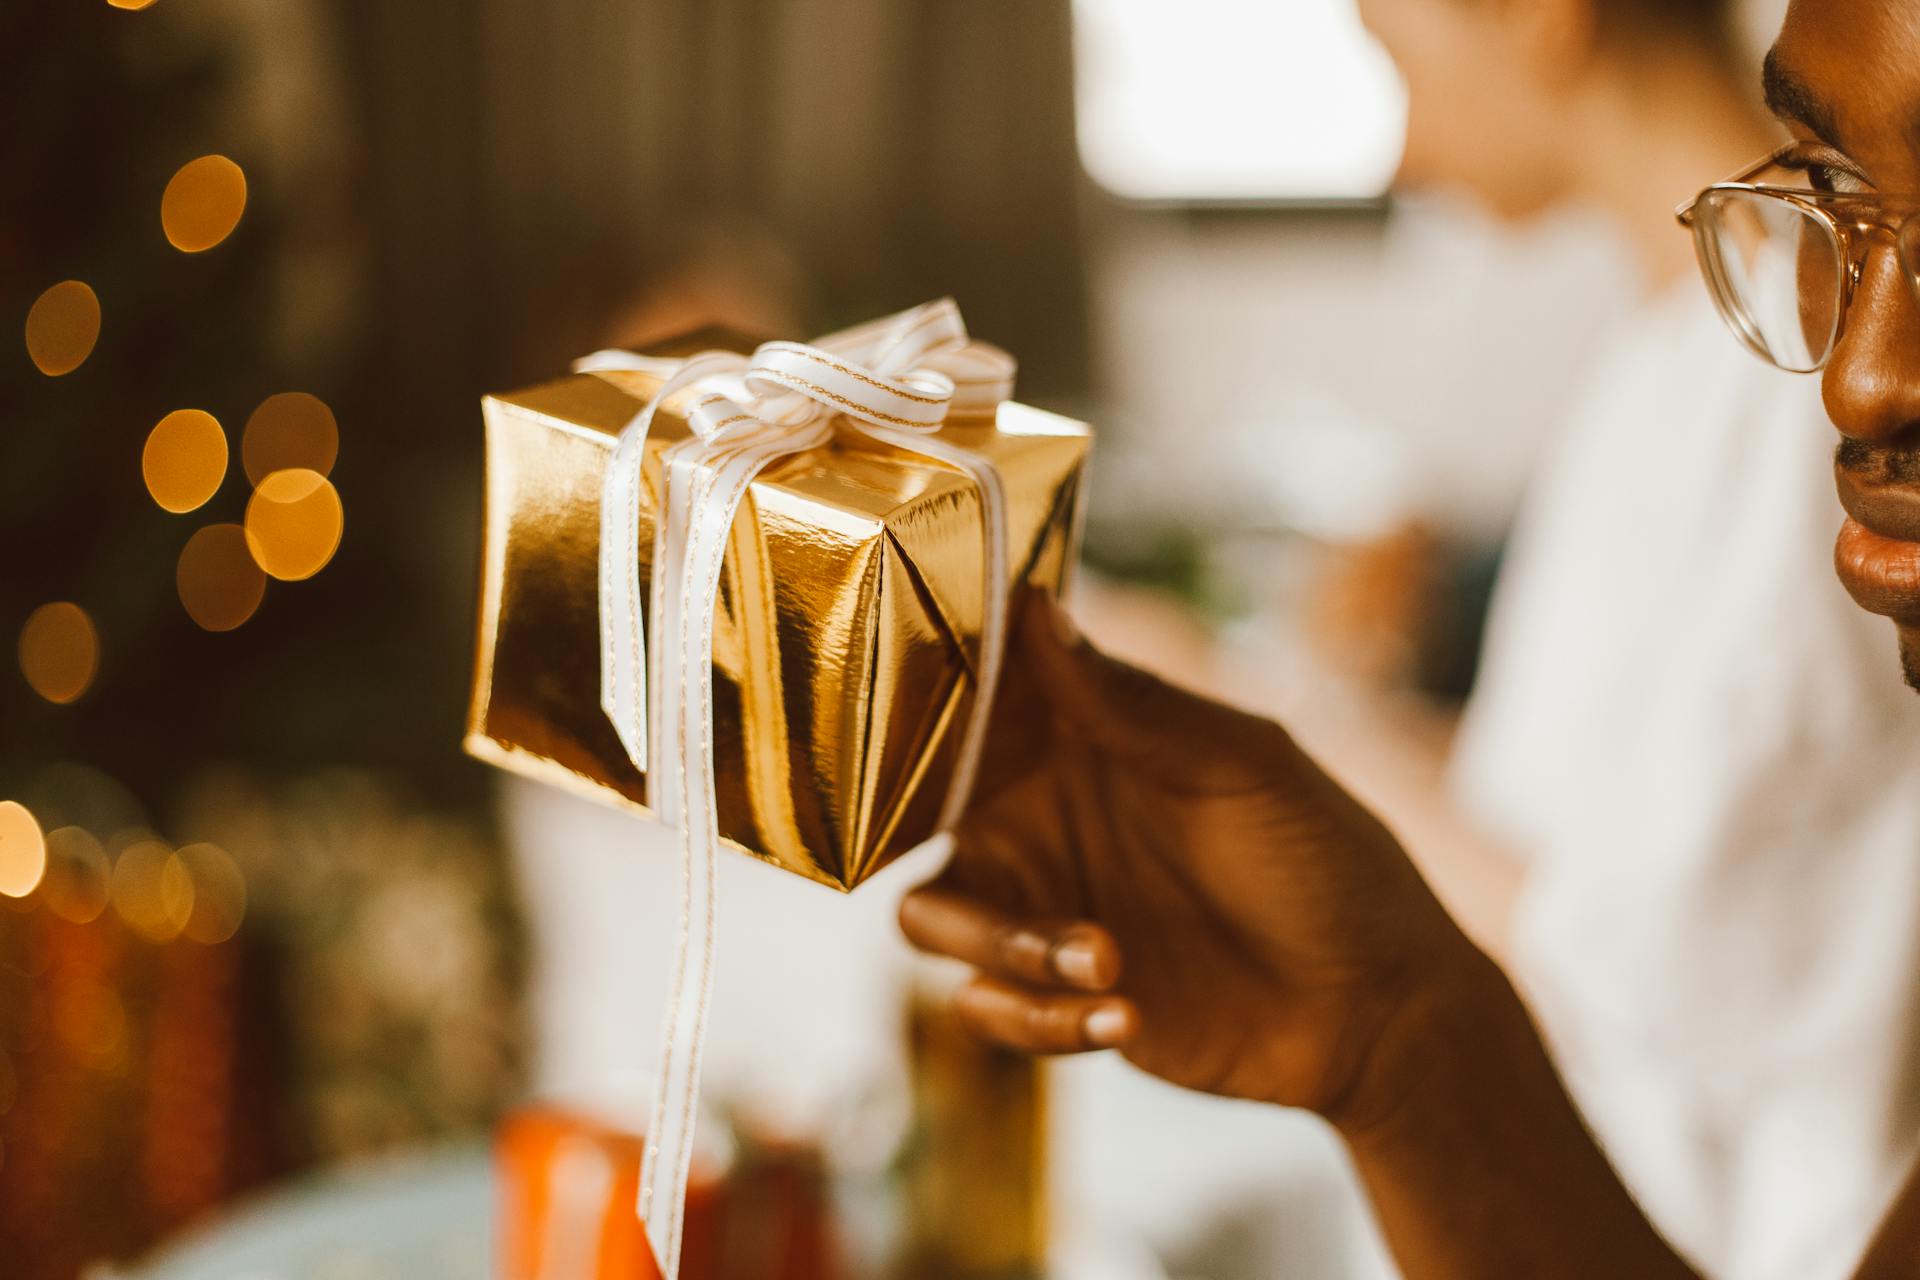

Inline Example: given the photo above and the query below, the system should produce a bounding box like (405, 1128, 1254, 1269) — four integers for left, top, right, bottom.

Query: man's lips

(1836, 461, 1920, 543)
(1835, 517, 1920, 625)
(1834, 458, 1920, 626)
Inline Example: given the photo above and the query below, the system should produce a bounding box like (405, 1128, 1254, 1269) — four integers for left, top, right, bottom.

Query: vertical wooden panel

(331, 0, 1087, 390)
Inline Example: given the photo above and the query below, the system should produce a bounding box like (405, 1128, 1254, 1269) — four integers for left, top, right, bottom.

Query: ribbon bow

(574, 299, 1016, 1279)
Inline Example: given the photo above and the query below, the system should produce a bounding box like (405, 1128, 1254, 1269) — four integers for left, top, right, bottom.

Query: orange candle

(495, 1105, 727, 1280)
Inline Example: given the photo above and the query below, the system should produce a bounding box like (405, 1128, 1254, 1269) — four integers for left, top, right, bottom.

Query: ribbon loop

(744, 340, 954, 433)
(927, 341, 1017, 414)
(578, 300, 1017, 1280)
(684, 394, 764, 444)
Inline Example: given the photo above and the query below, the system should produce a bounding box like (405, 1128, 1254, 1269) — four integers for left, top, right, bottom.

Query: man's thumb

(1018, 592, 1259, 772)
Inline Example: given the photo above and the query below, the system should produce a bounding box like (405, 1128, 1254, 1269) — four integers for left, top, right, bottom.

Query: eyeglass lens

(1694, 189, 1845, 373)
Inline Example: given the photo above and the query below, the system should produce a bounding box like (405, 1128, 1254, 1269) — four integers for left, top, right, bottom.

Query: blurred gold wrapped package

(466, 329, 1091, 891)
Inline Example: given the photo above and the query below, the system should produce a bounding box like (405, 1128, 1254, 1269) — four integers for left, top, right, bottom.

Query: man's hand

(900, 593, 1477, 1126)
(902, 593, 1701, 1279)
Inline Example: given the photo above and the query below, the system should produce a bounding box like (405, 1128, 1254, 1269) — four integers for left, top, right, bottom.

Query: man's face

(1770, 0, 1920, 689)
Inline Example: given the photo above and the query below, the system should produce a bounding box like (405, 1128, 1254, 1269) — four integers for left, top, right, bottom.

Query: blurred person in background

(1244, 0, 1920, 1274)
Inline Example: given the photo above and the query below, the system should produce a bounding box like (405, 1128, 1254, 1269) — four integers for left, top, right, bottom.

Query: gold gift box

(465, 333, 1091, 891)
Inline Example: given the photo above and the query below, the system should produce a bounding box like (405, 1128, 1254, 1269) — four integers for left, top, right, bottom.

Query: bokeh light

(161, 155, 247, 253)
(177, 524, 267, 631)
(143, 409, 228, 513)
(107, 0, 161, 9)
(42, 827, 111, 923)
(112, 839, 195, 942)
(18, 602, 100, 704)
(107, 826, 161, 858)
(245, 468, 343, 581)
(243, 392, 339, 485)
(176, 842, 246, 944)
(0, 802, 47, 899)
(24, 280, 101, 376)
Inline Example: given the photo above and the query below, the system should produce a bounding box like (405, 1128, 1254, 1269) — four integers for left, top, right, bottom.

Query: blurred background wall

(1, 0, 1640, 804)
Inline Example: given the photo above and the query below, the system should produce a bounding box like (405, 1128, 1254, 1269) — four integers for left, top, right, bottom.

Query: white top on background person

(1450, 280, 1920, 1280)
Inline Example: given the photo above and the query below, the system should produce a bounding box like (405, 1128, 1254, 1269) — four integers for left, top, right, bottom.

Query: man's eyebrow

(1763, 48, 1841, 145)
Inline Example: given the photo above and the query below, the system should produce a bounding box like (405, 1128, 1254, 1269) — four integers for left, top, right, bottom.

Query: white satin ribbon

(574, 298, 1016, 1279)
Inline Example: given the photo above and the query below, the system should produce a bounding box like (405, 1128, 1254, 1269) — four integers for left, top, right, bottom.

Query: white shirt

(1451, 284, 1920, 1279)
(504, 777, 927, 1137)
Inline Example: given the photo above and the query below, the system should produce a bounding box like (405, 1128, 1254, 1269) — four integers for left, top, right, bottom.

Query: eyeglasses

(1677, 146, 1920, 373)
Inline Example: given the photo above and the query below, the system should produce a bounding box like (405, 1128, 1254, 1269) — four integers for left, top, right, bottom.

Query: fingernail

(1052, 939, 1104, 989)
(1084, 1004, 1131, 1048)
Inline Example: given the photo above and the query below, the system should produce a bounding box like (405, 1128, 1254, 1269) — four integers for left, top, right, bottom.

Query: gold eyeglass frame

(1677, 145, 1920, 372)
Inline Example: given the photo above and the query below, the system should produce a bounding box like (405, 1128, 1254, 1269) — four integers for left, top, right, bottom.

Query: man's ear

(1503, 0, 1599, 82)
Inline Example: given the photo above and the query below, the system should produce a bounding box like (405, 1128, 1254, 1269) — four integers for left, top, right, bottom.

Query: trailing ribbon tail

(579, 301, 1017, 1280)
(575, 350, 750, 775)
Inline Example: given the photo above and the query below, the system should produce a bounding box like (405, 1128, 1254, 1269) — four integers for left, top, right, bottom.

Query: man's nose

(1823, 244, 1920, 445)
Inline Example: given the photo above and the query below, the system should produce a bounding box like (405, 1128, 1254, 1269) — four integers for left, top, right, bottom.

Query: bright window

(1072, 0, 1407, 202)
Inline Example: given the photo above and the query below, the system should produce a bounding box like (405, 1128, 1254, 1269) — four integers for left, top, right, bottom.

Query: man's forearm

(1336, 948, 1699, 1280)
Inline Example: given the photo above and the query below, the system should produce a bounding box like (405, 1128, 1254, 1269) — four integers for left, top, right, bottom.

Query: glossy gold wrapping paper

(465, 337, 1091, 891)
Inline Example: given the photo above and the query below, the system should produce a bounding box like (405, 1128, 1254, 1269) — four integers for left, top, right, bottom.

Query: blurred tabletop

(124, 1144, 1167, 1280)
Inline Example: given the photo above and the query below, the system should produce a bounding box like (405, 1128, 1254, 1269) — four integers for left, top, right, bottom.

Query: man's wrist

(1317, 931, 1698, 1278)
(1322, 934, 1516, 1146)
